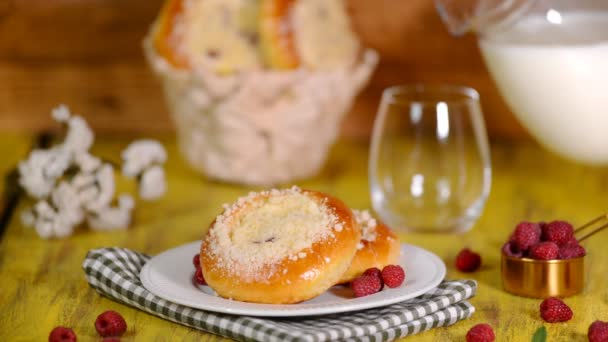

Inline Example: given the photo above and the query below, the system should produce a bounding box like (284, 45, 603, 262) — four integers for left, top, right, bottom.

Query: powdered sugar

(206, 187, 343, 282)
(353, 209, 378, 250)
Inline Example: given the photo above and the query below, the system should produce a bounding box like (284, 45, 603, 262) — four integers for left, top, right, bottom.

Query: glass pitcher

(435, 0, 608, 165)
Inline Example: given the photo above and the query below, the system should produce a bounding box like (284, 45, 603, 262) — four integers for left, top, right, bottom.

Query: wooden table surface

(1, 133, 607, 341)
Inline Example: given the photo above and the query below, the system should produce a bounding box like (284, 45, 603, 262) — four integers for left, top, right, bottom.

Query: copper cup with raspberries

(501, 220, 586, 298)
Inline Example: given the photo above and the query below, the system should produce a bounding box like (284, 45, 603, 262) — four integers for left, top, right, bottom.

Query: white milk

(480, 12, 608, 164)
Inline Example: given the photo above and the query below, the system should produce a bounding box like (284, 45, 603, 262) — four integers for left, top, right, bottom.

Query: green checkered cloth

(82, 247, 477, 341)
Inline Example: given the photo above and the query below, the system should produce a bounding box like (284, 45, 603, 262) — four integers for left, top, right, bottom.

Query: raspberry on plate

(48, 326, 77, 342)
(529, 241, 559, 260)
(466, 323, 495, 342)
(362, 267, 382, 279)
(194, 267, 207, 285)
(588, 320, 608, 342)
(351, 275, 382, 297)
(455, 248, 482, 272)
(542, 220, 574, 245)
(511, 222, 541, 251)
(381, 265, 405, 288)
(192, 253, 200, 268)
(95, 310, 127, 337)
(540, 297, 573, 323)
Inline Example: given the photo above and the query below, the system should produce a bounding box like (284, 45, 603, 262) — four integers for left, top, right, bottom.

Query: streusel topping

(353, 209, 378, 249)
(206, 186, 343, 282)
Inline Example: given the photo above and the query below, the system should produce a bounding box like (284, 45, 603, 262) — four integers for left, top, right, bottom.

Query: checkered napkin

(82, 248, 477, 342)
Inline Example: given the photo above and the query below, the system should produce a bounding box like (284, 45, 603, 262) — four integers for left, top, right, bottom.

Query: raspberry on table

(542, 220, 574, 245)
(95, 310, 127, 337)
(351, 275, 383, 297)
(48, 326, 77, 342)
(455, 248, 482, 272)
(194, 267, 207, 285)
(501, 242, 523, 258)
(588, 320, 608, 342)
(381, 265, 405, 288)
(362, 267, 382, 279)
(540, 297, 573, 323)
(529, 241, 559, 260)
(511, 221, 541, 251)
(466, 323, 495, 342)
(192, 253, 200, 268)
(558, 240, 586, 259)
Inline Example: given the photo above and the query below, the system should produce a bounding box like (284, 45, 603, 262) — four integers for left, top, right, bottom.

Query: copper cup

(501, 214, 607, 298)
(501, 253, 584, 298)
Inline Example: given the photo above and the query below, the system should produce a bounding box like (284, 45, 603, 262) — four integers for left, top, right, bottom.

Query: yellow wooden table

(1, 134, 607, 341)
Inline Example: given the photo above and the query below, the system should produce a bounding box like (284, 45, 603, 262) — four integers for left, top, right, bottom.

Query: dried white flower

(121, 140, 167, 178)
(87, 194, 134, 231)
(18, 148, 71, 199)
(28, 198, 80, 239)
(139, 165, 167, 200)
(51, 104, 71, 123)
(70, 172, 96, 189)
(74, 153, 101, 173)
(118, 194, 135, 210)
(51, 181, 85, 227)
(63, 116, 94, 154)
(18, 105, 168, 239)
(35, 220, 55, 239)
(83, 164, 115, 212)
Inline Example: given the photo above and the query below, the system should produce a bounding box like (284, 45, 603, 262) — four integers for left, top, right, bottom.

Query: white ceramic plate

(140, 241, 446, 317)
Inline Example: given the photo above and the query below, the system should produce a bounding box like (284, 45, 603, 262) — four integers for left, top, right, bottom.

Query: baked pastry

(289, 0, 360, 69)
(153, 0, 360, 72)
(152, 0, 262, 74)
(338, 210, 401, 284)
(200, 187, 361, 304)
(259, 0, 299, 69)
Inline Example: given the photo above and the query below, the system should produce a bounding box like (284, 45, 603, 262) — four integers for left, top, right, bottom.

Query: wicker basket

(144, 37, 377, 185)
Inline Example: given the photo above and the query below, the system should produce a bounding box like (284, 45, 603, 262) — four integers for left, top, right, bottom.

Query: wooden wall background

(0, 0, 527, 139)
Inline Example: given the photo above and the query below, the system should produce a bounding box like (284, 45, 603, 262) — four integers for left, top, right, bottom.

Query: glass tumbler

(369, 85, 491, 233)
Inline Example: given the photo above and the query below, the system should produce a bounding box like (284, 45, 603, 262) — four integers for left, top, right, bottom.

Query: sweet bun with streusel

(200, 187, 361, 304)
(337, 210, 401, 284)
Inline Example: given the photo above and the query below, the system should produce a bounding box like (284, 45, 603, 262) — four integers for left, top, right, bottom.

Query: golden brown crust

(259, 0, 300, 70)
(338, 221, 401, 284)
(200, 189, 361, 304)
(152, 0, 190, 69)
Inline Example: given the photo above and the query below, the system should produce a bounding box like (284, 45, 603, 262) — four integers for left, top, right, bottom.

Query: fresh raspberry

(363, 267, 382, 279)
(381, 265, 405, 288)
(466, 323, 495, 342)
(194, 267, 206, 285)
(192, 253, 200, 268)
(558, 240, 586, 259)
(455, 248, 482, 272)
(49, 326, 77, 342)
(529, 241, 559, 260)
(588, 320, 608, 342)
(351, 275, 383, 297)
(511, 222, 541, 251)
(102, 339, 121, 342)
(501, 242, 523, 258)
(95, 310, 127, 337)
(540, 297, 573, 323)
(542, 220, 574, 245)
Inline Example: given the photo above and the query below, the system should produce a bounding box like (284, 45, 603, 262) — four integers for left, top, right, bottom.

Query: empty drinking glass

(369, 85, 491, 233)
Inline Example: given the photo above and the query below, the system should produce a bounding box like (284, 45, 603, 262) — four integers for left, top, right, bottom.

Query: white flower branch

(18, 105, 168, 239)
